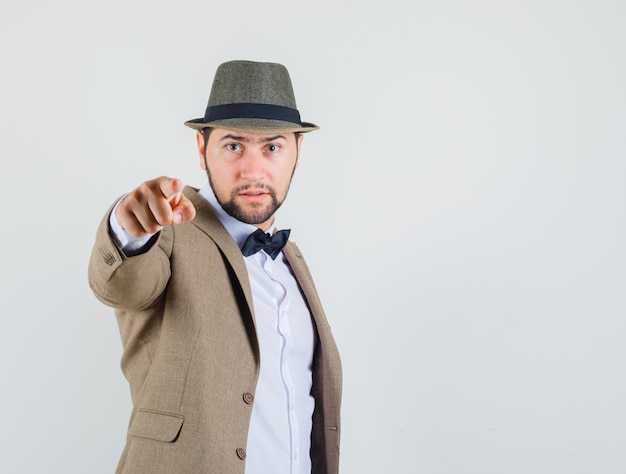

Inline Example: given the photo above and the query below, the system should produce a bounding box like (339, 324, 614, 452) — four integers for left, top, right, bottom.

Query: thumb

(171, 195, 196, 225)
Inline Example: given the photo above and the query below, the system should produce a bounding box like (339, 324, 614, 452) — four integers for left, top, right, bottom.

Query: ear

(295, 133, 304, 169)
(196, 130, 207, 170)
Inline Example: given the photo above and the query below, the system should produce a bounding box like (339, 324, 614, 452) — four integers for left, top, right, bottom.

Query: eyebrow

(220, 134, 287, 144)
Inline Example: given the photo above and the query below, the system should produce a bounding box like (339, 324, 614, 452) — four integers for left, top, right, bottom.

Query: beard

(207, 172, 290, 225)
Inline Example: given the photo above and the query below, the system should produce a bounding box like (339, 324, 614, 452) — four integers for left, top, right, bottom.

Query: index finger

(160, 177, 184, 199)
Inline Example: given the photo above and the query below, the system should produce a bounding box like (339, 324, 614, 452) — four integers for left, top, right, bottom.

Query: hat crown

(207, 60, 298, 109)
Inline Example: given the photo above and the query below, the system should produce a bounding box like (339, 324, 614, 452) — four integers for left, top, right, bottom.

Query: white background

(1, 1, 625, 473)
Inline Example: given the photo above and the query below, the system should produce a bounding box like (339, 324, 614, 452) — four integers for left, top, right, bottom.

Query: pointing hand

(115, 177, 197, 237)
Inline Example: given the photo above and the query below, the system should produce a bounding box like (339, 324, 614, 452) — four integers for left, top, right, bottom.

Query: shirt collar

(198, 183, 277, 249)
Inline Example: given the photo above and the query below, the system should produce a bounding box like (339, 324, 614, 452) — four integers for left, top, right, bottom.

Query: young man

(88, 60, 342, 474)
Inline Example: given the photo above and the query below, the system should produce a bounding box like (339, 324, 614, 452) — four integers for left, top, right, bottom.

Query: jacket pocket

(129, 409, 184, 442)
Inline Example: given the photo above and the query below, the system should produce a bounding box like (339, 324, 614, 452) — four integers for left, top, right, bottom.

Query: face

(196, 128, 303, 230)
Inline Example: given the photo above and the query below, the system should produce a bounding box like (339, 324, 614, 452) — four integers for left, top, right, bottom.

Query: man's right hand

(115, 177, 197, 238)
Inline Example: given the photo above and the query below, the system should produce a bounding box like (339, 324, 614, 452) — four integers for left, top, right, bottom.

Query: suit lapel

(184, 186, 256, 323)
(282, 242, 330, 330)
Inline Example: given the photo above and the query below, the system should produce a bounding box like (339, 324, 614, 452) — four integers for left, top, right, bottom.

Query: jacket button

(236, 448, 247, 460)
(243, 392, 254, 404)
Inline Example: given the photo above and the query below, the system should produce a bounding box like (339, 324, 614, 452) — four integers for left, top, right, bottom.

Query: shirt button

(243, 392, 254, 404)
(236, 448, 247, 460)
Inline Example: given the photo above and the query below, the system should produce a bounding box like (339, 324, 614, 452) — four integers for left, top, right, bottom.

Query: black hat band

(204, 103, 302, 124)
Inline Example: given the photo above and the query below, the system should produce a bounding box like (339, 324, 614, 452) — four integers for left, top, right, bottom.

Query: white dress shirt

(111, 184, 316, 474)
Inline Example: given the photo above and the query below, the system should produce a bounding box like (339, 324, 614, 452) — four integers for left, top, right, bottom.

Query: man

(88, 60, 342, 474)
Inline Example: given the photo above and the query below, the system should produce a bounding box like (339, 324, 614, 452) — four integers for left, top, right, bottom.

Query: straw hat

(184, 60, 319, 134)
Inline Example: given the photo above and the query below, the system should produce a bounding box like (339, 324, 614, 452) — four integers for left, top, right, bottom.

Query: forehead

(210, 128, 290, 144)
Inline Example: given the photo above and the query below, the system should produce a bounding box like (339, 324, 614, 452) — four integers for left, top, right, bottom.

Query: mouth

(239, 189, 270, 203)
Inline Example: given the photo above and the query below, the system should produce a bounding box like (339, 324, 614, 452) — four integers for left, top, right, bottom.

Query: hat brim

(184, 117, 319, 134)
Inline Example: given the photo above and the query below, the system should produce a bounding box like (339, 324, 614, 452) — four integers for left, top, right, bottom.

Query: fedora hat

(184, 60, 319, 134)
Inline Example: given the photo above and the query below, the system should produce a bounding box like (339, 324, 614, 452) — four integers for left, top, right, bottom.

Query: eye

(266, 143, 280, 153)
(226, 143, 242, 152)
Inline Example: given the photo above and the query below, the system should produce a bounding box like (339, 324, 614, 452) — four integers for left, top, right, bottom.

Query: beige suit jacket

(88, 186, 342, 474)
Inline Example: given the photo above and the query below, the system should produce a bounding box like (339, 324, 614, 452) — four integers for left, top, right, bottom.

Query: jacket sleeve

(87, 203, 174, 311)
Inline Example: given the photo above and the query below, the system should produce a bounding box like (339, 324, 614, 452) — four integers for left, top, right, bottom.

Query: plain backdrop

(1, 1, 625, 473)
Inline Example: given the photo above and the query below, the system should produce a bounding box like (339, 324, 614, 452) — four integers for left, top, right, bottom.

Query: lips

(239, 190, 269, 203)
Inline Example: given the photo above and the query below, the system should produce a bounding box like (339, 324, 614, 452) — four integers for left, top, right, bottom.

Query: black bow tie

(241, 228, 291, 260)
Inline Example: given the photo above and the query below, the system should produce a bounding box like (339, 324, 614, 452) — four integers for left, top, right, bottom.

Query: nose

(240, 149, 264, 181)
